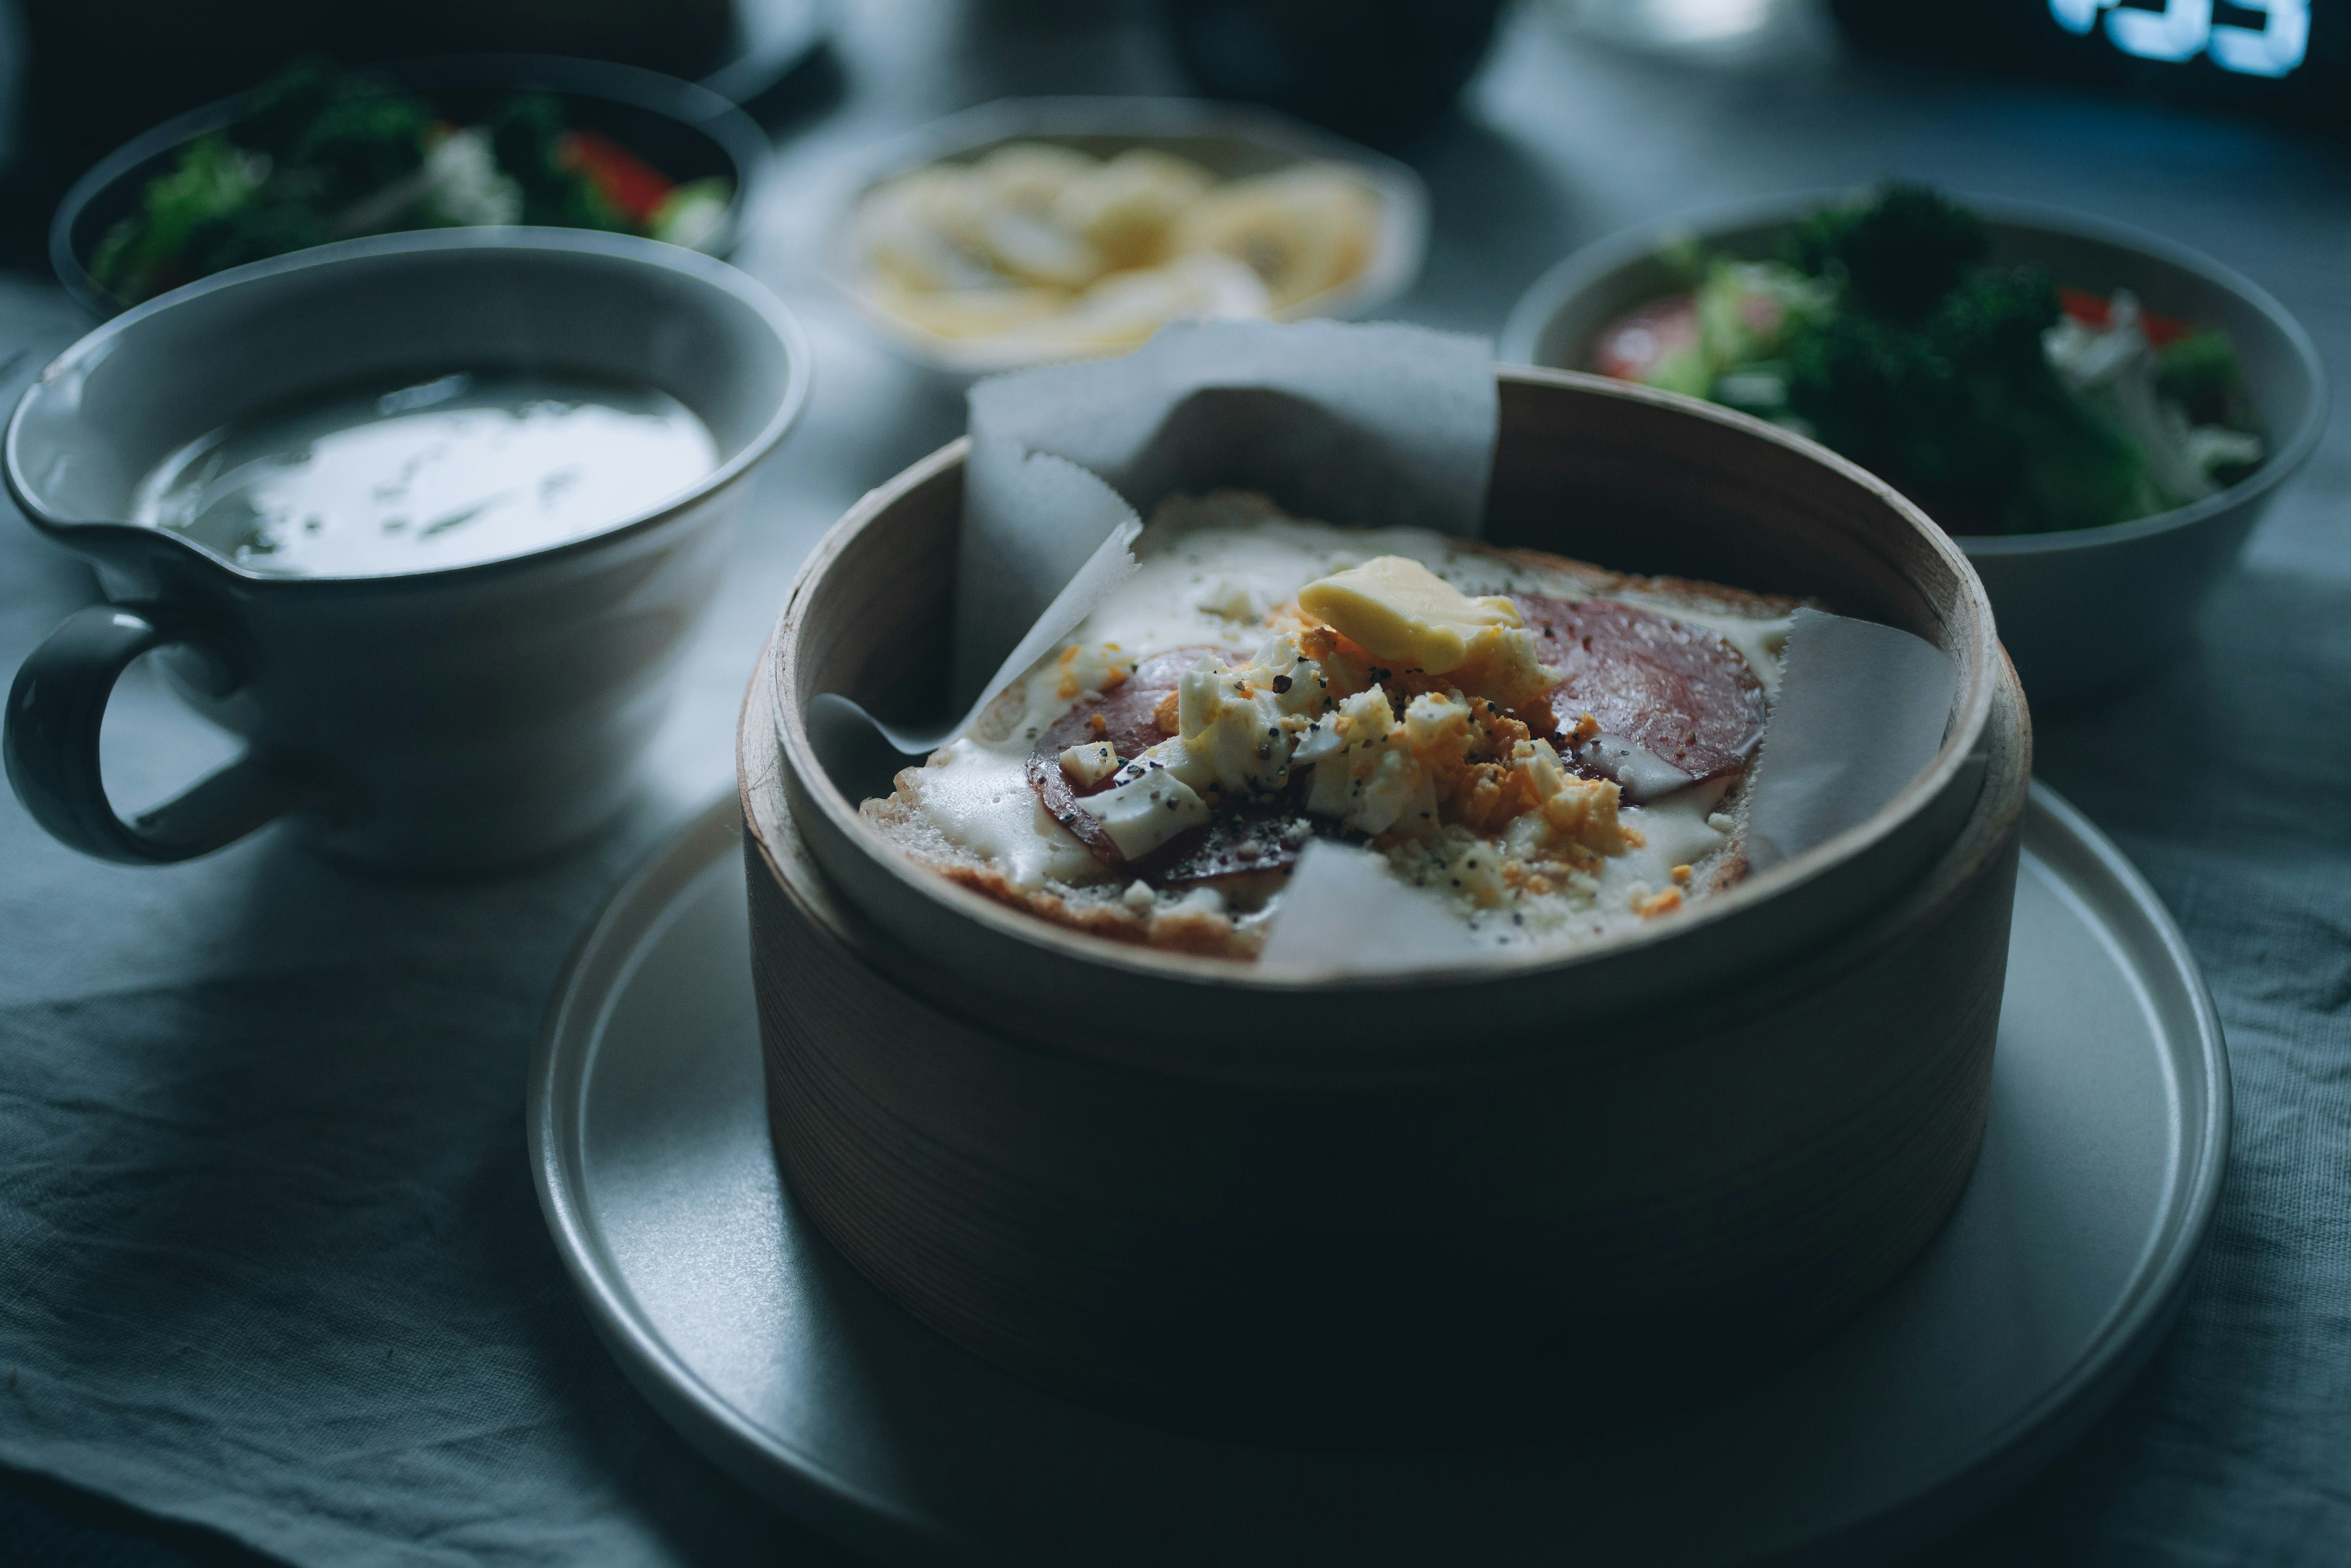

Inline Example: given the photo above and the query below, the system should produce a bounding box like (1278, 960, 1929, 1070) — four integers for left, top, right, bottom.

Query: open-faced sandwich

(861, 491, 1796, 959)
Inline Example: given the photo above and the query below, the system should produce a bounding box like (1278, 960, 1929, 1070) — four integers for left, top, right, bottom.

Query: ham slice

(1028, 645, 1325, 881)
(1511, 596, 1768, 801)
(1027, 647, 1231, 868)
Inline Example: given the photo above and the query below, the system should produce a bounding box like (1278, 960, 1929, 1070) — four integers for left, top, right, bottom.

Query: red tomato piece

(556, 129, 677, 225)
(1591, 292, 1699, 382)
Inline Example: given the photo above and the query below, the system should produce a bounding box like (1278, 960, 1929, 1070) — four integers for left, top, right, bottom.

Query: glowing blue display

(2049, 0, 2310, 77)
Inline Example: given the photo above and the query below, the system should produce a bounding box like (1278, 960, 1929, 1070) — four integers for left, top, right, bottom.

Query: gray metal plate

(528, 784, 2229, 1566)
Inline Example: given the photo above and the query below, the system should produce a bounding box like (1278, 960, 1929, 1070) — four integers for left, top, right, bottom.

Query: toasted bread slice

(860, 490, 1797, 961)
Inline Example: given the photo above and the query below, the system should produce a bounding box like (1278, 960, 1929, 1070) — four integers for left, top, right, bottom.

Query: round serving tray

(528, 784, 2229, 1566)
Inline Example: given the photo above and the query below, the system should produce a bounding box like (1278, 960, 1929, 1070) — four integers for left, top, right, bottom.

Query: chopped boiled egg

(1059, 741, 1120, 787)
(1074, 753, 1212, 860)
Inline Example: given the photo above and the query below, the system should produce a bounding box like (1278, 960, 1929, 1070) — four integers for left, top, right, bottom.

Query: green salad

(89, 62, 733, 306)
(1592, 184, 2263, 535)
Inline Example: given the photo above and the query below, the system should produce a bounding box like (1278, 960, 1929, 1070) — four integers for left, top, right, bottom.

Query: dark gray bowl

(1501, 194, 2327, 707)
(51, 53, 770, 320)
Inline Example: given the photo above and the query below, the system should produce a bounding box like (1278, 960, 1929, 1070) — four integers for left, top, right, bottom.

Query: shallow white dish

(528, 785, 2227, 1566)
(815, 96, 1431, 380)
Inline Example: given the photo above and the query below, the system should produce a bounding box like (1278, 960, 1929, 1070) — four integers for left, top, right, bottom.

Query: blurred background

(1, 1, 2345, 1564)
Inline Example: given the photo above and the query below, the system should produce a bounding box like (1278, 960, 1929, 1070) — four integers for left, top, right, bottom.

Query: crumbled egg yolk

(1632, 885, 1684, 919)
(1056, 642, 1133, 701)
(1288, 684, 1631, 860)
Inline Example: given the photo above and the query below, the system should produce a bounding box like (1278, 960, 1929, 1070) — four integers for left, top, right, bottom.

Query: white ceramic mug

(4, 229, 808, 872)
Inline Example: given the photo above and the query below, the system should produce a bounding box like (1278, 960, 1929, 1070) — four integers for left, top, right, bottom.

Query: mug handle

(4, 601, 327, 863)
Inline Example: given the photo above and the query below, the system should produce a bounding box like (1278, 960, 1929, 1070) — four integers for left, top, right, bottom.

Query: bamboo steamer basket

(740, 367, 2031, 1439)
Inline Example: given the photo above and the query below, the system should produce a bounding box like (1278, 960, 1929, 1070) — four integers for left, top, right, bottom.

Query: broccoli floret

(292, 86, 435, 209)
(1695, 259, 1826, 371)
(485, 94, 627, 233)
(1998, 383, 2154, 534)
(1929, 266, 2057, 374)
(485, 94, 569, 211)
(183, 201, 339, 281)
(1785, 257, 2150, 533)
(1937, 268, 2153, 531)
(1785, 310, 1945, 474)
(2157, 331, 2255, 432)
(1937, 267, 2151, 529)
(1785, 309, 2012, 517)
(1704, 179, 2243, 534)
(235, 58, 342, 164)
(1790, 182, 1989, 323)
(88, 133, 268, 299)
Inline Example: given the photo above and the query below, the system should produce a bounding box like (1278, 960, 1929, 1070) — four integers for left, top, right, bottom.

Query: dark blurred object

(0, 0, 830, 268)
(699, 0, 833, 119)
(1554, 0, 1828, 62)
(977, 0, 1125, 26)
(1, 1464, 272, 1568)
(15, 0, 730, 186)
(1163, 0, 1504, 147)
(1829, 0, 2348, 134)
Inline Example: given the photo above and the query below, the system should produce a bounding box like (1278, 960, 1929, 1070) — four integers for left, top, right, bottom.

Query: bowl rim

(809, 94, 1433, 377)
(48, 51, 774, 320)
(765, 364, 2006, 1005)
(1498, 188, 2330, 561)
(6, 225, 812, 596)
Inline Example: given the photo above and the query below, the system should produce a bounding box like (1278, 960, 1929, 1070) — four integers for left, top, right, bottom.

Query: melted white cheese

(1093, 497, 1791, 693)
(891, 503, 1783, 945)
(899, 737, 1102, 890)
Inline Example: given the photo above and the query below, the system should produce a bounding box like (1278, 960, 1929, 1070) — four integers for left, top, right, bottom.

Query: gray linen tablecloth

(3, 5, 2347, 1563)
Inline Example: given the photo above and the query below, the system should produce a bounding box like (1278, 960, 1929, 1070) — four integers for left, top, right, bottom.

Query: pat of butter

(1295, 556, 1521, 674)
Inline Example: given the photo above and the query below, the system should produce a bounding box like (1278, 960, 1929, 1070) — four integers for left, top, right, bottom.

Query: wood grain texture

(765, 370, 2004, 1067)
(738, 370, 2031, 1438)
(743, 651, 2028, 1441)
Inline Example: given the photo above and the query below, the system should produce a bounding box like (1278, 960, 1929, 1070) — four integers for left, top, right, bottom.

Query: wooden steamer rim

(744, 367, 2028, 1433)
(760, 367, 2006, 1080)
(740, 635, 2033, 1435)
